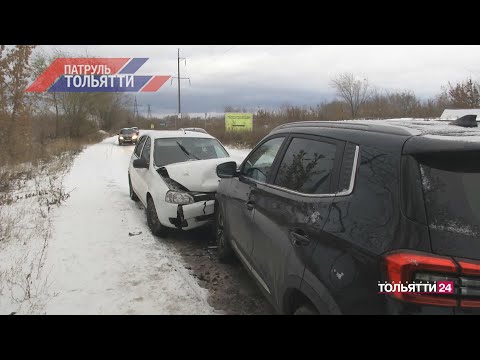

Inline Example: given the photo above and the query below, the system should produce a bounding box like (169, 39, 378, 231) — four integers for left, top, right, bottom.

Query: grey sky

(39, 45, 480, 116)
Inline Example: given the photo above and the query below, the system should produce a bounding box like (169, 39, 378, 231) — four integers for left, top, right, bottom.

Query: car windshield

(120, 129, 135, 134)
(416, 151, 480, 237)
(154, 137, 229, 167)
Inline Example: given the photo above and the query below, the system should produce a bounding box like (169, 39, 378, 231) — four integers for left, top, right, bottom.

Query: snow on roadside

(0, 152, 75, 314)
(40, 137, 219, 315)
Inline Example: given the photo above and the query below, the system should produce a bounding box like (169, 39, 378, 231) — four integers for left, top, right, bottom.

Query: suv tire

(216, 202, 234, 263)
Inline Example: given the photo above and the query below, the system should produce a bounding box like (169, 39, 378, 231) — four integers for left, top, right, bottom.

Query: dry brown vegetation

(154, 93, 448, 147)
(0, 46, 130, 169)
(148, 75, 478, 147)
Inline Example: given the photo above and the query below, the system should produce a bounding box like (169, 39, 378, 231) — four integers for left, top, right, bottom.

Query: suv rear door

(248, 134, 344, 309)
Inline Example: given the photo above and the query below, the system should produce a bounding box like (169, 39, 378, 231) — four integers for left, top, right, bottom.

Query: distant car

(214, 115, 480, 315)
(118, 128, 138, 145)
(128, 130, 230, 235)
(179, 127, 208, 134)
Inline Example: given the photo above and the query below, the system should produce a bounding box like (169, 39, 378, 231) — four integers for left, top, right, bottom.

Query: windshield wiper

(176, 141, 200, 160)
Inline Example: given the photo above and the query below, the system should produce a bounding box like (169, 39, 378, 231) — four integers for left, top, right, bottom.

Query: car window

(134, 136, 147, 157)
(241, 137, 285, 182)
(141, 137, 151, 164)
(416, 151, 480, 236)
(120, 129, 135, 134)
(153, 137, 229, 167)
(274, 137, 337, 194)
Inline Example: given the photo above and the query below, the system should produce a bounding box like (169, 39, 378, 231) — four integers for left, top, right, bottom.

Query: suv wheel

(128, 175, 139, 201)
(294, 303, 319, 315)
(147, 197, 166, 236)
(216, 202, 234, 263)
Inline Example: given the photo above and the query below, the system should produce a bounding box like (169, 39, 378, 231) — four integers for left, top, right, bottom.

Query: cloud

(38, 45, 480, 114)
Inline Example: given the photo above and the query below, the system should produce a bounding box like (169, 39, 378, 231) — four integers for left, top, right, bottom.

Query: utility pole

(133, 96, 139, 119)
(177, 48, 181, 119)
(171, 48, 190, 129)
(147, 104, 152, 119)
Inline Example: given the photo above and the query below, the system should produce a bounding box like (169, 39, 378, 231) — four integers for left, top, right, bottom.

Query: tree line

(0, 46, 136, 166)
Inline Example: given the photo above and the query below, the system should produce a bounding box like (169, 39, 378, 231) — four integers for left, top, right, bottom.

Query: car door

(225, 136, 287, 262)
(130, 135, 147, 202)
(134, 136, 152, 203)
(249, 134, 344, 307)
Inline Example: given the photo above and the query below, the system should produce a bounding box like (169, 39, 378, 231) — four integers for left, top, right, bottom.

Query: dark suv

(214, 117, 480, 315)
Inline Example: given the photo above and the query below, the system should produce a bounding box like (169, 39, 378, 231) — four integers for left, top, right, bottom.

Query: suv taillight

(383, 250, 480, 308)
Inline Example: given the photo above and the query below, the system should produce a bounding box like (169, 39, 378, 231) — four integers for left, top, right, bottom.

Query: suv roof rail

(272, 121, 419, 136)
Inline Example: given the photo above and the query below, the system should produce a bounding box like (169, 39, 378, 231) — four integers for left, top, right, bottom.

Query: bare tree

(31, 49, 68, 138)
(330, 72, 372, 119)
(446, 77, 480, 108)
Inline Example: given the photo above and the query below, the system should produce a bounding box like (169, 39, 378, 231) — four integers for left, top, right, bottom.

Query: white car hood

(160, 157, 232, 192)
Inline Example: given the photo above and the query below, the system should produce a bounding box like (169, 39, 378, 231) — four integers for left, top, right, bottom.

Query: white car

(128, 130, 231, 235)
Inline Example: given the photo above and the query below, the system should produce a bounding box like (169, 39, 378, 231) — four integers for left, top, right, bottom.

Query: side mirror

(216, 161, 238, 178)
(133, 158, 148, 169)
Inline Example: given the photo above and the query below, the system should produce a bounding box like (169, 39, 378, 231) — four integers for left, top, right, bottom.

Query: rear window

(120, 129, 135, 134)
(417, 151, 480, 236)
(154, 137, 229, 167)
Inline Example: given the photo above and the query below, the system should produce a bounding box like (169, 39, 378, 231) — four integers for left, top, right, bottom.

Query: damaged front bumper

(155, 164, 222, 230)
(167, 199, 216, 230)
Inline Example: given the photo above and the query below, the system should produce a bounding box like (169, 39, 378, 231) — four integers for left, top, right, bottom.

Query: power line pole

(177, 48, 182, 119)
(133, 96, 139, 119)
(147, 104, 152, 119)
(171, 48, 190, 129)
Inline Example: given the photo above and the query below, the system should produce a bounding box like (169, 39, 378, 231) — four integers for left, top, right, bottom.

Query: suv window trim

(336, 145, 360, 197)
(262, 182, 337, 198)
(266, 133, 345, 197)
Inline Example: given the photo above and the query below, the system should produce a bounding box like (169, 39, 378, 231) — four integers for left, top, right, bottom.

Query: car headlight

(165, 190, 194, 205)
(132, 135, 138, 139)
(119, 136, 124, 139)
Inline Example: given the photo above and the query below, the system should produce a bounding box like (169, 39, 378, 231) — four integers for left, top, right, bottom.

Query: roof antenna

(450, 114, 478, 128)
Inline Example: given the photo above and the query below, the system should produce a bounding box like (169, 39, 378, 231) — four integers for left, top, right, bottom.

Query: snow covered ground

(0, 137, 250, 315)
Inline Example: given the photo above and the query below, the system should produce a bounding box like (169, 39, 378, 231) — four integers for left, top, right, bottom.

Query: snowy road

(40, 137, 249, 315)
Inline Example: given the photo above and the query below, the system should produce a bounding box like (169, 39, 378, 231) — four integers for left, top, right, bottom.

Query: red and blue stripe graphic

(26, 58, 171, 93)
(119, 58, 148, 74)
